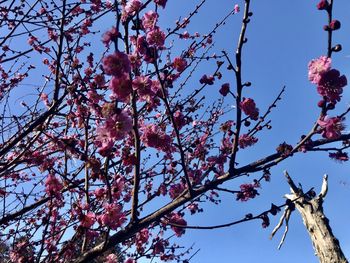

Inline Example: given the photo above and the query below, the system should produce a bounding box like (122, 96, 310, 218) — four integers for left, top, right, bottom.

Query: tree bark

(285, 173, 348, 263)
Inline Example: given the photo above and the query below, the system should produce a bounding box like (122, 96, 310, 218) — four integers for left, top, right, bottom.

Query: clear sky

(150, 0, 350, 262)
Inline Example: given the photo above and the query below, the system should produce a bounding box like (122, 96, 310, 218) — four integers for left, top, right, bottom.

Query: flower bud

(317, 99, 326, 108)
(317, 0, 329, 10)
(332, 44, 342, 52)
(219, 83, 230, 96)
(329, 20, 341, 30)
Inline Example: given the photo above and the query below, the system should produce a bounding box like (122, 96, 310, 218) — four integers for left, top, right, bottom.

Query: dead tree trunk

(271, 172, 348, 263)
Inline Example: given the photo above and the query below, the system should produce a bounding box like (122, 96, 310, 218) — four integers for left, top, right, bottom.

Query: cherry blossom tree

(0, 0, 348, 262)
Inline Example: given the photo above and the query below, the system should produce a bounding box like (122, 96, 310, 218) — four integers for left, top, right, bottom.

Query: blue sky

(151, 0, 350, 262)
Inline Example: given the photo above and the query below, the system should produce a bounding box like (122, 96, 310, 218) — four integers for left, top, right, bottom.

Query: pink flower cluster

(240, 98, 259, 120)
(153, 240, 165, 254)
(109, 75, 132, 102)
(140, 124, 173, 152)
(172, 57, 187, 72)
(103, 51, 131, 77)
(238, 134, 258, 149)
(95, 110, 133, 155)
(308, 56, 331, 84)
(9, 239, 34, 263)
(105, 254, 118, 263)
(80, 212, 96, 228)
(132, 75, 160, 102)
(102, 27, 119, 47)
(317, 116, 344, 139)
(236, 183, 259, 201)
(97, 203, 126, 230)
(199, 74, 215, 85)
(135, 228, 150, 252)
(168, 212, 187, 237)
(173, 111, 186, 129)
(317, 0, 329, 10)
(308, 56, 347, 104)
(317, 69, 347, 103)
(169, 182, 186, 199)
(45, 174, 63, 197)
(124, 0, 142, 16)
(142, 10, 158, 31)
(146, 27, 166, 47)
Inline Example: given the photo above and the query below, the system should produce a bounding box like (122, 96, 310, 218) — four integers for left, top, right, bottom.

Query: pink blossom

(169, 213, 187, 237)
(169, 182, 186, 199)
(240, 98, 259, 120)
(97, 203, 126, 230)
(106, 110, 133, 140)
(308, 56, 331, 84)
(9, 239, 34, 263)
(276, 142, 293, 157)
(135, 35, 148, 55)
(237, 183, 259, 201)
(199, 74, 214, 85)
(94, 188, 106, 199)
(238, 134, 258, 149)
(317, 69, 347, 103)
(106, 254, 118, 263)
(132, 75, 153, 98)
(136, 228, 149, 244)
(140, 124, 173, 152)
(80, 212, 96, 228)
(102, 27, 119, 47)
(153, 240, 165, 254)
(125, 0, 142, 16)
(234, 4, 240, 13)
(103, 52, 131, 77)
(45, 174, 63, 197)
(187, 203, 199, 214)
(146, 27, 166, 47)
(172, 57, 187, 72)
(94, 74, 105, 87)
(87, 90, 102, 104)
(27, 35, 38, 45)
(40, 93, 50, 107)
(95, 110, 133, 155)
(135, 228, 150, 252)
(317, 116, 344, 139)
(317, 0, 329, 10)
(220, 136, 233, 154)
(142, 10, 158, 31)
(109, 75, 132, 102)
(180, 31, 190, 39)
(124, 259, 136, 263)
(111, 176, 125, 200)
(95, 126, 115, 156)
(128, 52, 142, 70)
(173, 111, 186, 129)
